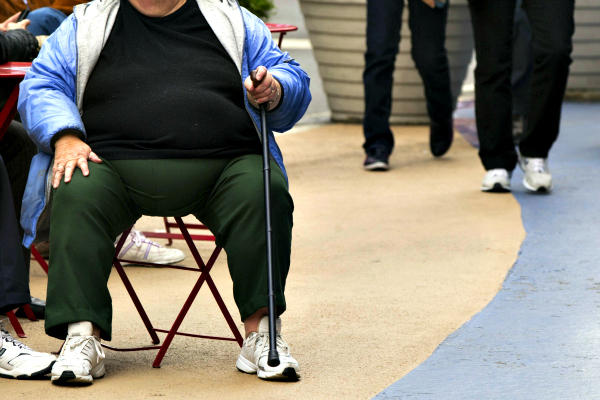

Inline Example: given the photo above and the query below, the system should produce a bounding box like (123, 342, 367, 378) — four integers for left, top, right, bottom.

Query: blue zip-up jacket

(17, 0, 311, 248)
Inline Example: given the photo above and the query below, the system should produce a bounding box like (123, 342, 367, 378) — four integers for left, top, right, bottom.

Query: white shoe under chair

(117, 229, 185, 265)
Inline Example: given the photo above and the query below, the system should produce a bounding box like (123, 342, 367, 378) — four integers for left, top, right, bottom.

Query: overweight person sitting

(18, 0, 310, 385)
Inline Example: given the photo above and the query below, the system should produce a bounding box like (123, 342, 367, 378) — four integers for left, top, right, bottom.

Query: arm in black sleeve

(0, 29, 39, 64)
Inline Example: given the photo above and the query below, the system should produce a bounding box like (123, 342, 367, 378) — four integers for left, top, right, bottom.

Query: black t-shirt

(81, 0, 260, 160)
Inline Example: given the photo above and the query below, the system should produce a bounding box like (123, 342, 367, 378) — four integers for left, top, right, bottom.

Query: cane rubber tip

(267, 351, 280, 367)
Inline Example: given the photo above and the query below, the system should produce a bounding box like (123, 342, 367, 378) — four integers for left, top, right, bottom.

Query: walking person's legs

(515, 0, 574, 192)
(519, 0, 573, 158)
(467, 0, 517, 192)
(362, 0, 403, 170)
(515, 2, 573, 160)
(408, 0, 454, 157)
(511, 0, 533, 143)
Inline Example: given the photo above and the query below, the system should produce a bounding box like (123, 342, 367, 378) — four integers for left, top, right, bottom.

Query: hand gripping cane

(250, 69, 280, 367)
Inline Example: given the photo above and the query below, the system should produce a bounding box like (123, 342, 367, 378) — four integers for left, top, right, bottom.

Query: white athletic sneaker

(519, 156, 552, 192)
(481, 168, 512, 192)
(236, 316, 299, 381)
(51, 322, 105, 385)
(0, 322, 56, 379)
(117, 229, 185, 265)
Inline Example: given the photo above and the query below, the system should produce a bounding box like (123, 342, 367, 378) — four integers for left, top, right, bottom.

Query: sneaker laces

(119, 230, 160, 259)
(256, 333, 289, 355)
(59, 335, 102, 362)
(0, 325, 32, 351)
(130, 230, 159, 248)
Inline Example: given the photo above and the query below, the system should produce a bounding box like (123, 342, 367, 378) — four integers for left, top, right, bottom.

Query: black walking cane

(250, 69, 280, 367)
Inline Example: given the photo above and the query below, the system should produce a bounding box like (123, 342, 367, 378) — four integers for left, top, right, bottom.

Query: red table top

(0, 62, 31, 78)
(266, 23, 298, 34)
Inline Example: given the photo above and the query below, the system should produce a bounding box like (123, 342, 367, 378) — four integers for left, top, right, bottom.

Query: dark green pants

(46, 155, 293, 340)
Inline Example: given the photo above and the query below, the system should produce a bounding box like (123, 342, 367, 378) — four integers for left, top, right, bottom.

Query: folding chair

(106, 217, 243, 368)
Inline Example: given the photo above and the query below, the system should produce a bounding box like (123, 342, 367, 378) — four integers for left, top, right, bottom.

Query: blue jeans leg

(26, 7, 67, 36)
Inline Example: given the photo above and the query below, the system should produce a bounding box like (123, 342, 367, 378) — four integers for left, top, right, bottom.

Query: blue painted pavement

(375, 103, 600, 399)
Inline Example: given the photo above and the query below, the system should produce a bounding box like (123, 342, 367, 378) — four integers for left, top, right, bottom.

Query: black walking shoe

(429, 119, 454, 157)
(363, 148, 390, 171)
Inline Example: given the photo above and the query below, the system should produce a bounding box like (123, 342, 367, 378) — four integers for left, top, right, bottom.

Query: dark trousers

(0, 156, 30, 314)
(0, 122, 36, 314)
(363, 0, 453, 154)
(46, 156, 293, 341)
(468, 0, 574, 170)
(512, 0, 532, 118)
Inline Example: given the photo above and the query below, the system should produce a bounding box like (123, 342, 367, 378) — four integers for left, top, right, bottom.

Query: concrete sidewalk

(376, 102, 600, 399)
(4, 122, 523, 399)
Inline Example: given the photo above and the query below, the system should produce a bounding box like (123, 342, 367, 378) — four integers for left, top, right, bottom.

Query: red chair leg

(152, 261, 215, 368)
(151, 242, 243, 367)
(152, 219, 242, 367)
(30, 244, 49, 274)
(21, 304, 37, 321)
(204, 273, 244, 347)
(5, 311, 26, 338)
(113, 260, 160, 345)
(163, 217, 173, 246)
(175, 218, 243, 346)
(113, 227, 160, 345)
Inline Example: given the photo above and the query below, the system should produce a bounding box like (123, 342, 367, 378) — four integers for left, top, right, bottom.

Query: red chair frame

(143, 217, 214, 246)
(4, 304, 36, 338)
(26, 219, 242, 367)
(30, 245, 48, 274)
(106, 217, 243, 368)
